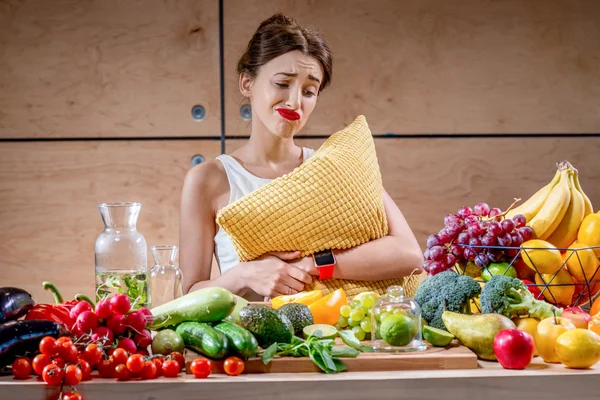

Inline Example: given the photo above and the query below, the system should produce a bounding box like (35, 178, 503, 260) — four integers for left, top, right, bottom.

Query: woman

(179, 13, 423, 301)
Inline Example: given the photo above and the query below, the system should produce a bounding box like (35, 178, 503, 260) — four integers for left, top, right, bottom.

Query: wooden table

(1, 358, 598, 400)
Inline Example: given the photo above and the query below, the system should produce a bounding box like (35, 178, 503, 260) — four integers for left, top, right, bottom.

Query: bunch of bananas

(506, 161, 594, 248)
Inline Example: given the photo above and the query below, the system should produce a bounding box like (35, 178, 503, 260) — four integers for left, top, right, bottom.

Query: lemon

(521, 240, 563, 275)
(565, 242, 599, 282)
(578, 214, 600, 257)
(555, 329, 600, 369)
(423, 325, 454, 347)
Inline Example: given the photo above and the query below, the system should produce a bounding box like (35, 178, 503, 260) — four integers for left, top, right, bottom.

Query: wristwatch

(312, 249, 336, 280)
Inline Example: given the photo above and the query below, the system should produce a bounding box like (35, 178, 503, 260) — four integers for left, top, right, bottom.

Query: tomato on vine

(32, 354, 51, 376)
(42, 364, 64, 386)
(65, 364, 83, 386)
(223, 356, 244, 376)
(11, 357, 32, 379)
(190, 358, 212, 379)
(39, 336, 58, 356)
(82, 343, 103, 366)
(161, 360, 180, 378)
(126, 354, 145, 373)
(63, 392, 83, 400)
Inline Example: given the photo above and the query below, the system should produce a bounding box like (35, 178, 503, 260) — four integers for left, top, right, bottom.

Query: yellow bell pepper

(271, 290, 323, 310)
(308, 288, 347, 325)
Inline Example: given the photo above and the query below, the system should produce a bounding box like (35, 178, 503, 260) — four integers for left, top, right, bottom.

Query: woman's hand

(288, 255, 320, 276)
(243, 252, 313, 298)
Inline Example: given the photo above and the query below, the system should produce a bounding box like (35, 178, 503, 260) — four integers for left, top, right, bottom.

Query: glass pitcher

(149, 245, 183, 309)
(95, 202, 149, 309)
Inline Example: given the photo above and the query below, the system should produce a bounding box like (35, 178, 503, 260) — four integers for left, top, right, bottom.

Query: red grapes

(422, 202, 530, 275)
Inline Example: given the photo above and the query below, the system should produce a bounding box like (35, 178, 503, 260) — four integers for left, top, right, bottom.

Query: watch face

(314, 250, 335, 266)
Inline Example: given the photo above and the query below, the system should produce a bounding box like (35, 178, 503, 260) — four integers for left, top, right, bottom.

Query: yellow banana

(506, 169, 560, 221)
(572, 169, 593, 217)
(528, 168, 571, 240)
(546, 171, 584, 249)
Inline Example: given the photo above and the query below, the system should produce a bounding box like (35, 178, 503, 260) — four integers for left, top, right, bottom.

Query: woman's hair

(236, 13, 333, 92)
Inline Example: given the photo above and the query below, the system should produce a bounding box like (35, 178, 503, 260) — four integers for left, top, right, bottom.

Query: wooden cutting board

(184, 341, 478, 373)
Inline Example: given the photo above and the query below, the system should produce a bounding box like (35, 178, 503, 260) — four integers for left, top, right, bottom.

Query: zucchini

(176, 322, 229, 359)
(150, 287, 236, 329)
(214, 322, 258, 359)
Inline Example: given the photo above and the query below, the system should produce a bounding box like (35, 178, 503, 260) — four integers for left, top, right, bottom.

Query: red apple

(561, 306, 591, 329)
(493, 329, 535, 369)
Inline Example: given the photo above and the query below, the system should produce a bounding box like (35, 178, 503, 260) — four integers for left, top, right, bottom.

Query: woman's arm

(291, 189, 424, 280)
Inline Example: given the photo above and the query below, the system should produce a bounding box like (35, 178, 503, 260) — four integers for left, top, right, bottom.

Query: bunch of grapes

(423, 202, 534, 276)
(335, 294, 377, 341)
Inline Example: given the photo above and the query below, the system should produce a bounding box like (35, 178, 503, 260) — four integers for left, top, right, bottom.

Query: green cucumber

(176, 322, 229, 359)
(214, 321, 259, 359)
(150, 287, 236, 329)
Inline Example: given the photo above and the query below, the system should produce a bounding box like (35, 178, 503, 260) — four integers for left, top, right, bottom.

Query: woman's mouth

(276, 108, 300, 121)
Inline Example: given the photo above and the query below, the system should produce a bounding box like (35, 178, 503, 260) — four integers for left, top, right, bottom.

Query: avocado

(277, 303, 314, 336)
(239, 304, 293, 348)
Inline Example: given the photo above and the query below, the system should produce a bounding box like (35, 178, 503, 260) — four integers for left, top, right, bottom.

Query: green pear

(442, 311, 516, 360)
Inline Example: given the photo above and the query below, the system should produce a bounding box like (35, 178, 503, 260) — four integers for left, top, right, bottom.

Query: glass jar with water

(95, 202, 149, 309)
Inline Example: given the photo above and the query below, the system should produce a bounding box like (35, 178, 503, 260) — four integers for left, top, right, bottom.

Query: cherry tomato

(140, 361, 157, 380)
(152, 358, 164, 377)
(76, 359, 92, 381)
(82, 343, 103, 366)
(52, 357, 66, 369)
(39, 336, 58, 356)
(42, 364, 64, 386)
(114, 364, 131, 381)
(63, 392, 83, 400)
(161, 359, 180, 378)
(11, 357, 32, 379)
(190, 358, 212, 379)
(223, 356, 244, 376)
(169, 352, 185, 371)
(32, 354, 51, 376)
(112, 348, 128, 366)
(56, 337, 73, 347)
(60, 343, 79, 364)
(65, 364, 82, 386)
(97, 358, 116, 379)
(126, 354, 145, 373)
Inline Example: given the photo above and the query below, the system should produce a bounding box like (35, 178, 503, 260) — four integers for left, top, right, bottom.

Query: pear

(442, 311, 516, 360)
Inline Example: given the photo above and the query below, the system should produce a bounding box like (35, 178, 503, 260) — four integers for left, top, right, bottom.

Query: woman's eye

(275, 82, 289, 88)
(304, 90, 316, 97)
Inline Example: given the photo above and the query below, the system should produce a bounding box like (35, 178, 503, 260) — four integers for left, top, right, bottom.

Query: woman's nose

(285, 87, 302, 110)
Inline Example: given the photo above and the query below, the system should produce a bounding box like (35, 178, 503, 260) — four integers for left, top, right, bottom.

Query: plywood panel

(226, 137, 600, 248)
(223, 0, 600, 136)
(0, 140, 222, 304)
(0, 0, 220, 138)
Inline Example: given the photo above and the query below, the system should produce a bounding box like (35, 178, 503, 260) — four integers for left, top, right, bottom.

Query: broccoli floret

(414, 270, 482, 331)
(480, 275, 562, 320)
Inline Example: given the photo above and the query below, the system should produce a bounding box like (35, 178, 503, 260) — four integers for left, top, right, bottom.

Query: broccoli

(414, 270, 482, 331)
(480, 275, 562, 320)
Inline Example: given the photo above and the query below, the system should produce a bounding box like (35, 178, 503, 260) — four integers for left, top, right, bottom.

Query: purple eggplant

(0, 287, 35, 324)
(1, 319, 68, 368)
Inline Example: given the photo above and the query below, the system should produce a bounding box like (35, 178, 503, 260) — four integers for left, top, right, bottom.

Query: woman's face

(241, 50, 323, 139)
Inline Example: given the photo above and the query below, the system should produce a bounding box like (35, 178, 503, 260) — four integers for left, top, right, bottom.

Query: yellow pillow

(216, 115, 388, 261)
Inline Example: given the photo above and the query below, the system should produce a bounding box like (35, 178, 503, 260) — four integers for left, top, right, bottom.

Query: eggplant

(0, 319, 68, 368)
(0, 287, 35, 324)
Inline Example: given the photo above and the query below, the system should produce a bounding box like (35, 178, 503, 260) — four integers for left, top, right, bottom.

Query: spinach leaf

(262, 343, 278, 365)
(338, 329, 363, 351)
(330, 346, 360, 358)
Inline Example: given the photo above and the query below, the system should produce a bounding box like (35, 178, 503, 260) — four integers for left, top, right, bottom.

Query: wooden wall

(1, 0, 599, 303)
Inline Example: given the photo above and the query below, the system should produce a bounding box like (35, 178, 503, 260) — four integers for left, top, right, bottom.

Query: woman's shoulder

(182, 159, 229, 199)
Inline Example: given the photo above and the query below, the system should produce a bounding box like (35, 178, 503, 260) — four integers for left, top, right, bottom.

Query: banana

(528, 168, 572, 240)
(573, 169, 593, 217)
(546, 171, 584, 249)
(506, 169, 561, 221)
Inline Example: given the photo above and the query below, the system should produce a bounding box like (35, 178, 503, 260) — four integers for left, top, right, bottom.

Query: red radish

(110, 294, 131, 315)
(95, 299, 113, 319)
(117, 338, 137, 354)
(138, 307, 153, 318)
(136, 349, 149, 356)
(91, 326, 114, 346)
(69, 302, 92, 320)
(76, 311, 99, 333)
(134, 329, 152, 348)
(126, 311, 147, 333)
(107, 314, 127, 335)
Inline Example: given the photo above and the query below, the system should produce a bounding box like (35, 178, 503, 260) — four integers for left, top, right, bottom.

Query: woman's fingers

(268, 250, 302, 260)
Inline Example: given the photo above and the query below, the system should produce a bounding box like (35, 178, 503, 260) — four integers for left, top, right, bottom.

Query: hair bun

(257, 13, 298, 31)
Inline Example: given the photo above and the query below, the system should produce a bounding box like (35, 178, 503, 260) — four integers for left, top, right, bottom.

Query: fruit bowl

(456, 243, 600, 309)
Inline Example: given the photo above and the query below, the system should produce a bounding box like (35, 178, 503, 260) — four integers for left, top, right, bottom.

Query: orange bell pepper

(308, 288, 347, 325)
(271, 290, 323, 310)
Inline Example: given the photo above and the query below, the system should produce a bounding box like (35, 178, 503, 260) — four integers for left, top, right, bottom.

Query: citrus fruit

(589, 314, 600, 336)
(303, 324, 338, 340)
(512, 317, 540, 356)
(555, 329, 600, 369)
(423, 325, 454, 347)
(271, 290, 323, 310)
(151, 329, 184, 355)
(521, 240, 563, 275)
(481, 262, 517, 281)
(591, 296, 600, 317)
(565, 242, 599, 283)
(535, 267, 575, 305)
(577, 214, 600, 257)
(379, 313, 414, 347)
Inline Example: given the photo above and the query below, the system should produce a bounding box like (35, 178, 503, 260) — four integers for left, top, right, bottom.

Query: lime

(379, 314, 414, 347)
(423, 325, 454, 347)
(151, 329, 184, 355)
(481, 262, 517, 281)
(303, 324, 338, 340)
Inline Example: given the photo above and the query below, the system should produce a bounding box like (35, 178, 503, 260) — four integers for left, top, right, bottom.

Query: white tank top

(214, 147, 316, 275)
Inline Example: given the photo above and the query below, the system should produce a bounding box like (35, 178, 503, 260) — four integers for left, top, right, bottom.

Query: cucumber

(176, 322, 229, 359)
(214, 322, 259, 359)
(150, 287, 236, 329)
